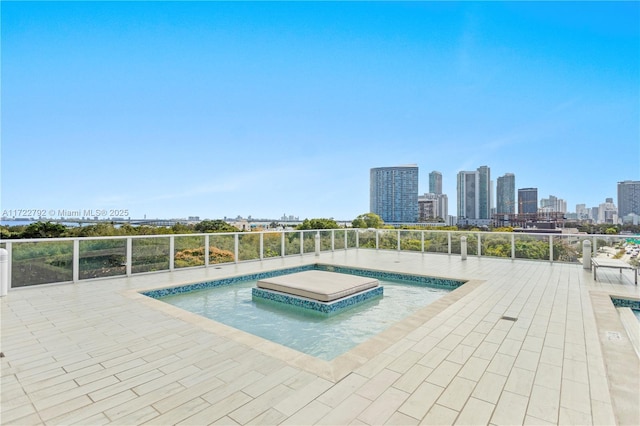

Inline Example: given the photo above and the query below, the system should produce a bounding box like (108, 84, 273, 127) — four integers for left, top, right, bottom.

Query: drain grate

(500, 316, 518, 322)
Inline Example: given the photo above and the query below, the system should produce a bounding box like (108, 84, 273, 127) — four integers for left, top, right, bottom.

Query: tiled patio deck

(2, 250, 639, 425)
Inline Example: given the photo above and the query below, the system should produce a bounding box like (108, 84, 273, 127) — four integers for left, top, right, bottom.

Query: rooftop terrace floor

(2, 250, 639, 425)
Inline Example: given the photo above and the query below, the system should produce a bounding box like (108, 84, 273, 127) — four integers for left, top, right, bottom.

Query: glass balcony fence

(0, 229, 634, 288)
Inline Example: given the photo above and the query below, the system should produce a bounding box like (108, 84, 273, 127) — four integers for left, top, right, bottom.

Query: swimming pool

(144, 265, 463, 360)
(612, 296, 640, 316)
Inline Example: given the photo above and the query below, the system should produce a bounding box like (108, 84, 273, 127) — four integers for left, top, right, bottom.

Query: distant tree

(20, 221, 67, 238)
(351, 213, 384, 229)
(296, 218, 339, 230)
(0, 226, 12, 239)
(491, 227, 514, 233)
(171, 222, 193, 234)
(194, 219, 238, 233)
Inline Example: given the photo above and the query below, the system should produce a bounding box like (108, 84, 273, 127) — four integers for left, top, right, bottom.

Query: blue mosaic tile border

(142, 264, 315, 299)
(252, 286, 384, 315)
(141, 263, 465, 299)
(315, 264, 465, 289)
(611, 297, 640, 310)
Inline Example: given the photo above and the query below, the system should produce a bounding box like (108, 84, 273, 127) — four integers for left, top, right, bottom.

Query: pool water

(159, 278, 451, 360)
(634, 309, 640, 322)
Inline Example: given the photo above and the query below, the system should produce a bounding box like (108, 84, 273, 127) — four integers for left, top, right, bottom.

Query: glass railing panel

(263, 232, 282, 258)
(378, 230, 397, 250)
(552, 235, 581, 263)
(333, 230, 346, 250)
(399, 230, 422, 252)
(319, 230, 332, 251)
(358, 229, 376, 249)
(450, 233, 478, 255)
(238, 234, 260, 261)
(514, 234, 549, 261)
(346, 229, 358, 249)
(284, 232, 301, 256)
(12, 240, 73, 287)
(79, 238, 126, 279)
(481, 233, 512, 258)
(592, 235, 625, 258)
(208, 234, 235, 264)
(302, 231, 316, 254)
(174, 235, 206, 268)
(132, 237, 170, 273)
(424, 232, 449, 253)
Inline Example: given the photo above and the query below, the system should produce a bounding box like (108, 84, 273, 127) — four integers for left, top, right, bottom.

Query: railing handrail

(0, 229, 631, 244)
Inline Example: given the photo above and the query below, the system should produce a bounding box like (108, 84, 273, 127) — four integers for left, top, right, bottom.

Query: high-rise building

(518, 188, 538, 214)
(370, 165, 419, 223)
(478, 166, 490, 219)
(429, 171, 442, 195)
(598, 198, 617, 224)
(496, 173, 516, 215)
(418, 193, 448, 221)
(540, 195, 567, 213)
(457, 166, 491, 224)
(617, 180, 640, 219)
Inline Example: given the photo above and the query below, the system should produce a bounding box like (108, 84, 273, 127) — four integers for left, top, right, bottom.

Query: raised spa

(252, 270, 383, 314)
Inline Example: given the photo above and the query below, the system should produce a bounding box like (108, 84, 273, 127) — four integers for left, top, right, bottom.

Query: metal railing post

(73, 239, 80, 282)
(447, 232, 452, 254)
(549, 235, 553, 262)
(260, 233, 264, 260)
(126, 237, 132, 277)
(421, 230, 425, 252)
(477, 234, 482, 257)
(300, 231, 304, 255)
(5, 242, 11, 290)
(205, 234, 210, 267)
(461, 236, 467, 260)
(234, 234, 239, 263)
(511, 234, 515, 259)
(169, 236, 175, 270)
(0, 247, 8, 296)
(281, 232, 285, 257)
(375, 230, 379, 250)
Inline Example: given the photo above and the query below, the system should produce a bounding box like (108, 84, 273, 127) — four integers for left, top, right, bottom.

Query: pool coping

(589, 290, 640, 425)
(125, 264, 484, 382)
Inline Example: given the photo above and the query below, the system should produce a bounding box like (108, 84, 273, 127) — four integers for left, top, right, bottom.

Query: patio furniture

(592, 258, 638, 285)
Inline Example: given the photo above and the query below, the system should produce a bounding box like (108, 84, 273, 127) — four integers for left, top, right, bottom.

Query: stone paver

(2, 250, 639, 425)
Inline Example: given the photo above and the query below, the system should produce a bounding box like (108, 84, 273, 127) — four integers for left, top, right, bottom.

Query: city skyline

(2, 2, 638, 220)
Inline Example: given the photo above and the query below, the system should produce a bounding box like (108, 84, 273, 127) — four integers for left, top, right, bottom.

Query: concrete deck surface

(2, 250, 639, 425)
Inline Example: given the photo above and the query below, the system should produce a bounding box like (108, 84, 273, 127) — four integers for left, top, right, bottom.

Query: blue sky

(2, 1, 638, 220)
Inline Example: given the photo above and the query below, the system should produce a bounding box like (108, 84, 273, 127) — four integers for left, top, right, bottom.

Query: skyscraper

(518, 188, 538, 214)
(617, 180, 640, 219)
(457, 166, 491, 224)
(496, 173, 516, 215)
(429, 171, 442, 195)
(370, 165, 419, 223)
(477, 166, 490, 219)
(540, 195, 567, 213)
(418, 193, 448, 221)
